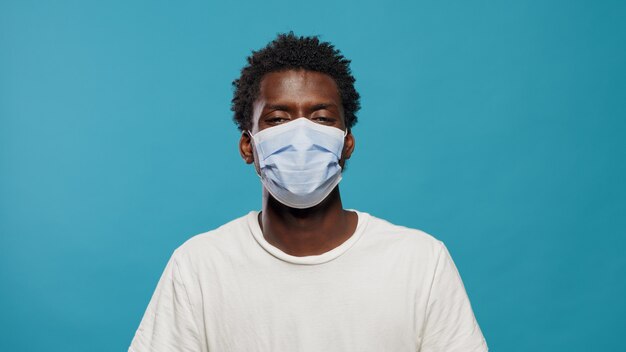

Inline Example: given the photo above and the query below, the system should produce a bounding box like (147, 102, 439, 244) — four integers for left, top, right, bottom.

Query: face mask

(249, 118, 347, 209)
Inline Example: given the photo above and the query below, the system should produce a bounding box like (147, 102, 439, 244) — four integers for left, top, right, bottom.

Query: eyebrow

(264, 104, 290, 112)
(311, 103, 337, 110)
(263, 103, 338, 113)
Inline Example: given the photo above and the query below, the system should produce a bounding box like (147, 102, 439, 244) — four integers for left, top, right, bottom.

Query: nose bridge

(292, 98, 321, 119)
(293, 104, 309, 119)
(291, 118, 312, 146)
(291, 115, 311, 131)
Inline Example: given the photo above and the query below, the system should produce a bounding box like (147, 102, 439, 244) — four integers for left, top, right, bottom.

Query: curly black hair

(231, 32, 361, 132)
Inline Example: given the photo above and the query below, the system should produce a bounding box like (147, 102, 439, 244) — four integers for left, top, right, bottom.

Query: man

(129, 33, 488, 352)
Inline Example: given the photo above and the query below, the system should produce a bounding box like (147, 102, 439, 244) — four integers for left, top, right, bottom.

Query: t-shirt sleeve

(129, 251, 203, 352)
(419, 242, 488, 352)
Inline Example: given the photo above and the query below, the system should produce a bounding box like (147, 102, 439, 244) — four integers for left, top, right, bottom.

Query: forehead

(256, 70, 341, 103)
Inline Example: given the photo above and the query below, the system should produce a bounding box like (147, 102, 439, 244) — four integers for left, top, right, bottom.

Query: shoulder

(171, 212, 256, 264)
(357, 211, 445, 261)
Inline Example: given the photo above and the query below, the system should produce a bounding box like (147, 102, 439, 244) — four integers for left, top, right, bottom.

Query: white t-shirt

(129, 211, 488, 352)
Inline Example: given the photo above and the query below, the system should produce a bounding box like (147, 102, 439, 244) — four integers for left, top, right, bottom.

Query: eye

(312, 116, 335, 124)
(266, 116, 289, 124)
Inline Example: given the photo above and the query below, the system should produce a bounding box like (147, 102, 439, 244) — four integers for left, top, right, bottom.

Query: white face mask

(249, 118, 347, 209)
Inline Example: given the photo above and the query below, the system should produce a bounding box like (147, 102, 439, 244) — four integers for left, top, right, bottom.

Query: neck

(259, 187, 358, 257)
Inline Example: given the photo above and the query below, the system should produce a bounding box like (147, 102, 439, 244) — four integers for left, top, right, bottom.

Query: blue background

(1, 0, 625, 351)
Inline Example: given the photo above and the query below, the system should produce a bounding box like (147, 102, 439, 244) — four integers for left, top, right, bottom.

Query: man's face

(240, 69, 355, 170)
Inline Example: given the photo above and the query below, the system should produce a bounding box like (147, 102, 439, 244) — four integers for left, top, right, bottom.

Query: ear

(340, 130, 355, 166)
(239, 131, 255, 164)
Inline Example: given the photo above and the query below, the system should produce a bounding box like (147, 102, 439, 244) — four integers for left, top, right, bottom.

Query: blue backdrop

(1, 0, 624, 351)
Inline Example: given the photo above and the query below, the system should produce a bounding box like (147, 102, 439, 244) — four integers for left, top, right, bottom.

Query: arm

(129, 251, 204, 352)
(419, 242, 488, 352)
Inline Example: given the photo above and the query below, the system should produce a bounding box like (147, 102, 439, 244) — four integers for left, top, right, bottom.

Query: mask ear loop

(246, 130, 258, 161)
(337, 128, 349, 170)
(246, 130, 264, 179)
